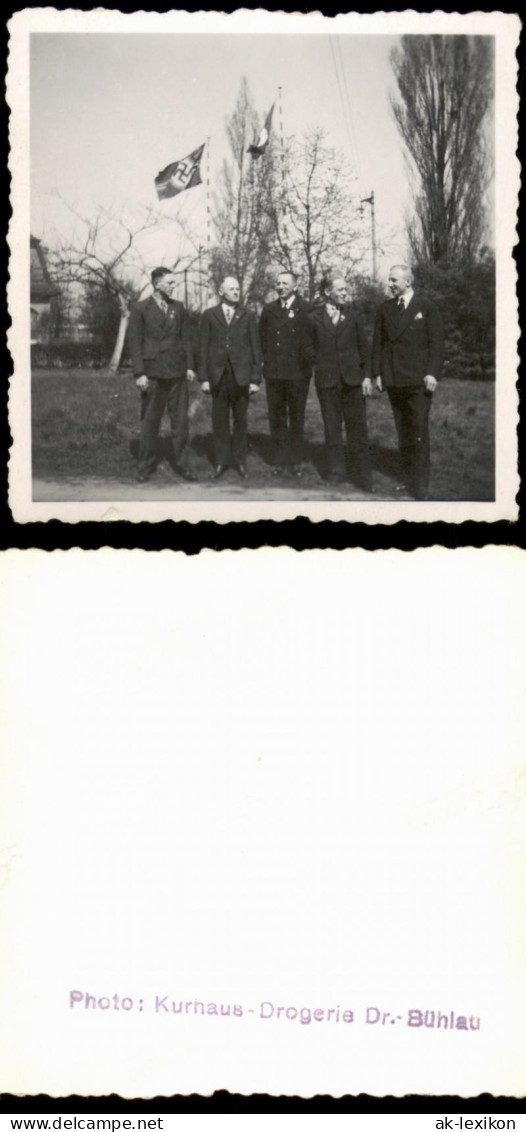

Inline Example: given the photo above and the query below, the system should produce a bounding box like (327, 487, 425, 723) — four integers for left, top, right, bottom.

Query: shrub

(413, 253, 495, 381)
(31, 341, 108, 369)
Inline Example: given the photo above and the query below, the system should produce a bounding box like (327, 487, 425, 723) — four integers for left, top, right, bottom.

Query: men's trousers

(138, 378, 189, 476)
(211, 361, 249, 467)
(317, 382, 372, 487)
(387, 386, 432, 498)
(266, 378, 310, 465)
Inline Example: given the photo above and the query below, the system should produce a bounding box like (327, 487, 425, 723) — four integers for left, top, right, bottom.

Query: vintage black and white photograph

(7, 8, 519, 522)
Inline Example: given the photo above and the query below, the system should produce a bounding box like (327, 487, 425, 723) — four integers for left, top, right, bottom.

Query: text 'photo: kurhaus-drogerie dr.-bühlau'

(30, 30, 497, 506)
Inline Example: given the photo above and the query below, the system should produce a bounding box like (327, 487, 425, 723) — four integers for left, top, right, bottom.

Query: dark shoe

(212, 464, 226, 479)
(237, 464, 249, 480)
(326, 472, 343, 485)
(361, 484, 376, 494)
(290, 464, 303, 478)
(175, 467, 198, 483)
(136, 469, 150, 483)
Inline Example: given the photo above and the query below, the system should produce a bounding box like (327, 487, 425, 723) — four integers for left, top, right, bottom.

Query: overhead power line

(327, 35, 361, 187)
(335, 36, 361, 183)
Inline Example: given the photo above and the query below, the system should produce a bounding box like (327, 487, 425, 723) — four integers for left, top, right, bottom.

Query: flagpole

(278, 85, 285, 189)
(277, 85, 290, 270)
(204, 135, 211, 311)
(154, 143, 207, 305)
(206, 135, 211, 253)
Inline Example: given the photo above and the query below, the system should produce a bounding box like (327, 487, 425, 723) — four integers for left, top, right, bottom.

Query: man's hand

(424, 374, 438, 393)
(201, 381, 211, 395)
(186, 369, 196, 384)
(248, 383, 260, 396)
(135, 375, 149, 392)
(362, 377, 373, 398)
(375, 376, 383, 393)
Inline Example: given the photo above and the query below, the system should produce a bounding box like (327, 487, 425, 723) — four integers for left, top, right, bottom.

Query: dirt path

(32, 476, 400, 504)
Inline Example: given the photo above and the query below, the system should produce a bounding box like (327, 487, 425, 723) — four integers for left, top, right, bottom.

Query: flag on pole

(247, 104, 275, 159)
(155, 143, 205, 200)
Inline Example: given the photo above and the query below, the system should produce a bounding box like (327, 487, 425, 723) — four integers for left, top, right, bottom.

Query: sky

(31, 31, 414, 288)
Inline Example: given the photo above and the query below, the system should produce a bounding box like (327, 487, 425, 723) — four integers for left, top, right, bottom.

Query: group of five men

(127, 263, 444, 499)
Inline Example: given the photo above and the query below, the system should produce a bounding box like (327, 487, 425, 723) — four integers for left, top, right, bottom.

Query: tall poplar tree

(212, 78, 275, 305)
(390, 36, 493, 264)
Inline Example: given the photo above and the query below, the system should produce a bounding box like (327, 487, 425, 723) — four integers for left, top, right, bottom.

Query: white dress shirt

(398, 287, 414, 310)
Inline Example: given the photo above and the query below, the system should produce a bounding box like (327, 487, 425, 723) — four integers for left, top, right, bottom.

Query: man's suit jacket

(372, 292, 444, 388)
(308, 304, 369, 389)
(259, 294, 312, 382)
(127, 296, 194, 381)
(198, 304, 262, 388)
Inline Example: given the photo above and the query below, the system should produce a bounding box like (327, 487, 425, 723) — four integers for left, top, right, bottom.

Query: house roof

(30, 235, 57, 301)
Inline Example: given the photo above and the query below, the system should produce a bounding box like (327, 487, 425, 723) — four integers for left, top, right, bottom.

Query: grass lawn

(31, 369, 495, 501)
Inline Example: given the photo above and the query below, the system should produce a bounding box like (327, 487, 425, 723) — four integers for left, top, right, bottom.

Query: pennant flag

(247, 104, 275, 159)
(155, 143, 205, 200)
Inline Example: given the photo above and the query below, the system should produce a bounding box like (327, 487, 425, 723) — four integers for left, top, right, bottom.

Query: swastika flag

(155, 143, 205, 200)
(247, 104, 275, 158)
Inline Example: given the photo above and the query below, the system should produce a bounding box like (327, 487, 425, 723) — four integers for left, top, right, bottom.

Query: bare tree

(390, 36, 493, 264)
(212, 77, 276, 305)
(213, 83, 370, 306)
(267, 127, 367, 302)
(49, 200, 196, 372)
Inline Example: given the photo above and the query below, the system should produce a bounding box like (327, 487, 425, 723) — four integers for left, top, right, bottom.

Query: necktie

(225, 307, 232, 324)
(397, 297, 405, 313)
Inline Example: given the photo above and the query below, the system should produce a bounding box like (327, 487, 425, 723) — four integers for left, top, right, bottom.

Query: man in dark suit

(259, 270, 311, 477)
(199, 277, 262, 479)
(127, 266, 197, 483)
(372, 264, 444, 500)
(308, 276, 374, 490)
